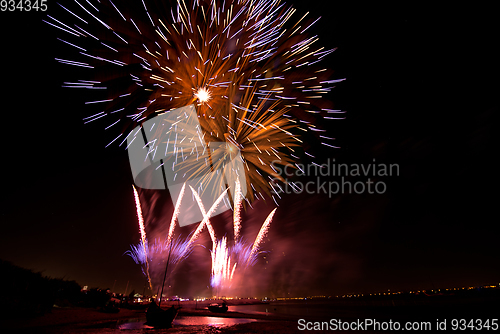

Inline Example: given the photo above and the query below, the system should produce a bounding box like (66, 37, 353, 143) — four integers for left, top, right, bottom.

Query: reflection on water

(117, 316, 257, 330)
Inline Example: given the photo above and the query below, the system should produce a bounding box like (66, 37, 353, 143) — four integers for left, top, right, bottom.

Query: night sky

(1, 2, 498, 298)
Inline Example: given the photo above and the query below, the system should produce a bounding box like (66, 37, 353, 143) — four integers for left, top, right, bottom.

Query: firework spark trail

(126, 183, 226, 284)
(124, 243, 147, 266)
(132, 185, 153, 290)
(50, 0, 340, 295)
(248, 208, 277, 264)
(211, 236, 237, 294)
(127, 182, 277, 294)
(234, 240, 259, 267)
(187, 185, 229, 246)
(167, 183, 186, 245)
(149, 237, 194, 266)
(132, 185, 147, 252)
(233, 177, 243, 241)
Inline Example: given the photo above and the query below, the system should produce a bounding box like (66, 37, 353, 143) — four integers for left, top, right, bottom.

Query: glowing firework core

(194, 87, 211, 103)
(127, 180, 277, 297)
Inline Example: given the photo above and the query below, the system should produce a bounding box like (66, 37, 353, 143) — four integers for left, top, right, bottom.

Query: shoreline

(5, 305, 297, 332)
(6, 296, 499, 333)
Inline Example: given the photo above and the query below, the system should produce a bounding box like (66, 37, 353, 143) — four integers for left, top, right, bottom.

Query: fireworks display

(50, 0, 340, 298)
(210, 236, 236, 294)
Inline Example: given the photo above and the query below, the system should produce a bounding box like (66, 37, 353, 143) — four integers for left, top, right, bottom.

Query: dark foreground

(5, 294, 500, 333)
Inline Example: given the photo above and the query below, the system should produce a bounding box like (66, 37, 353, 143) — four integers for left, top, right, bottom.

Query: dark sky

(1, 2, 498, 297)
